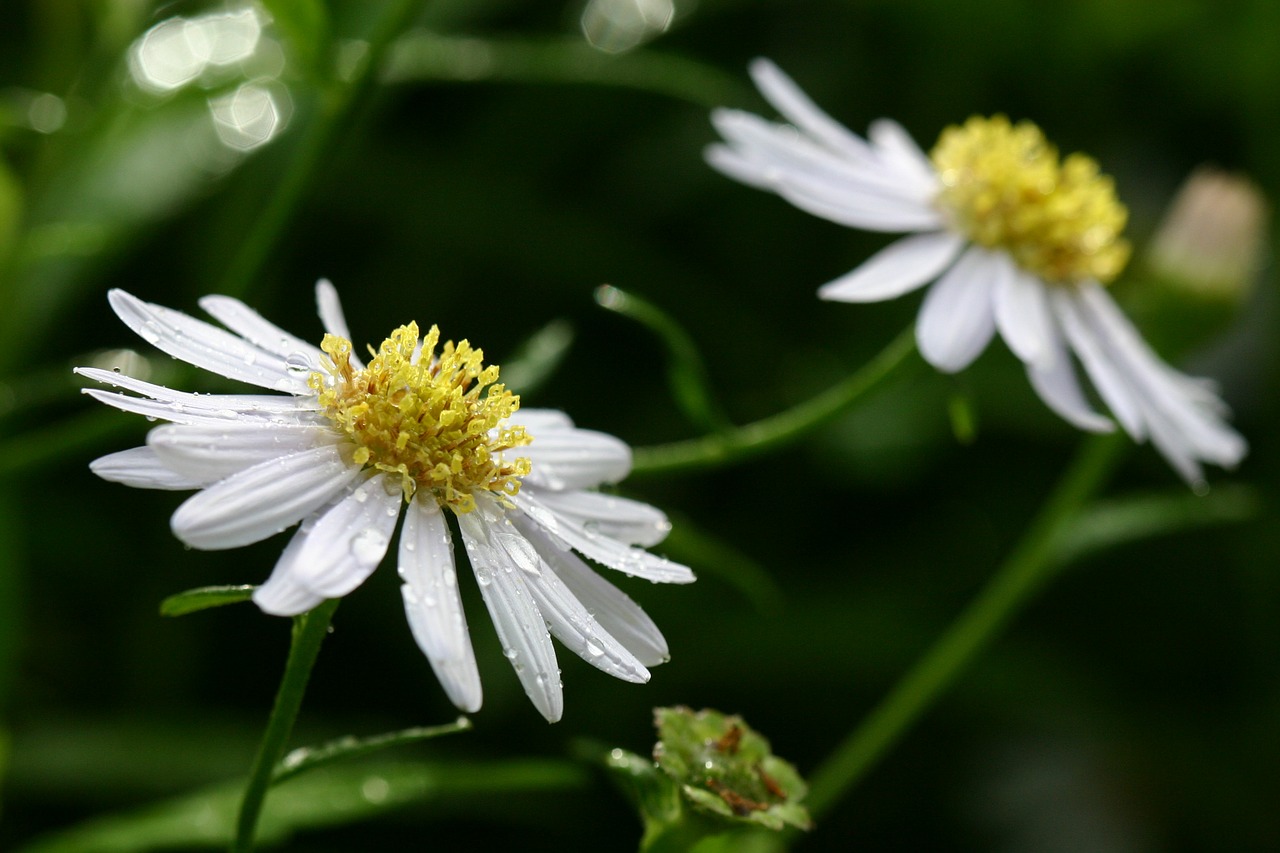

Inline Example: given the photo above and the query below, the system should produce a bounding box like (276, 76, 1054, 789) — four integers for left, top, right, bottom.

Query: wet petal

(107, 290, 309, 393)
(288, 473, 403, 598)
(518, 518, 669, 667)
(457, 497, 562, 723)
(198, 294, 323, 363)
(148, 422, 332, 484)
(399, 495, 481, 713)
(526, 488, 671, 547)
(170, 443, 361, 549)
(520, 428, 632, 490)
(89, 446, 203, 490)
(253, 521, 328, 617)
(315, 279, 364, 370)
(515, 492, 695, 584)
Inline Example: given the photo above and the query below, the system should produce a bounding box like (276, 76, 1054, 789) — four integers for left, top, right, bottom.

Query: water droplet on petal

(285, 352, 311, 375)
(350, 527, 388, 563)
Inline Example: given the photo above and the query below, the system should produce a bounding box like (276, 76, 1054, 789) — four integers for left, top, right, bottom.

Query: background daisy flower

(707, 58, 1246, 487)
(77, 281, 694, 722)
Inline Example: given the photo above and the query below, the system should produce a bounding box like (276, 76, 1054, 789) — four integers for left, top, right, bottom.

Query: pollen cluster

(930, 115, 1131, 285)
(311, 323, 531, 513)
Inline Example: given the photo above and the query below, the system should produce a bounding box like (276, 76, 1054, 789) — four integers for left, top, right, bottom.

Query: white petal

(507, 408, 574, 433)
(89, 446, 203, 490)
(491, 514, 650, 683)
(148, 423, 333, 484)
(1024, 309, 1115, 434)
(771, 170, 942, 232)
(198, 294, 323, 364)
(915, 246, 999, 372)
(748, 58, 875, 161)
(457, 497, 562, 722)
(993, 262, 1056, 366)
(517, 518, 669, 667)
(170, 443, 361, 549)
(76, 367, 320, 416)
(1077, 284, 1247, 472)
(399, 496, 482, 713)
(515, 492, 695, 584)
(253, 523, 328, 617)
(521, 428, 632, 490)
(710, 109, 939, 211)
(867, 118, 940, 196)
(288, 473, 403, 597)
(314, 278, 350, 339)
(1052, 289, 1146, 438)
(705, 142, 776, 191)
(526, 489, 671, 547)
(818, 231, 964, 303)
(83, 388, 320, 428)
(520, 556, 650, 684)
(107, 290, 309, 393)
(314, 279, 364, 370)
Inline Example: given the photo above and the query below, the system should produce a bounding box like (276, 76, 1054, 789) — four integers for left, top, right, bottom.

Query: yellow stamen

(310, 323, 531, 513)
(930, 115, 1131, 285)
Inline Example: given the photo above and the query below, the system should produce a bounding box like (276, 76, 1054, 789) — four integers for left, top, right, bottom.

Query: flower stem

(805, 432, 1127, 819)
(629, 326, 919, 476)
(231, 598, 340, 853)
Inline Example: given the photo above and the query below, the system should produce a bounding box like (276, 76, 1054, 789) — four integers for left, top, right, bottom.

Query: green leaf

(596, 285, 731, 434)
(1054, 484, 1259, 568)
(272, 719, 472, 785)
(17, 758, 590, 853)
(159, 585, 258, 617)
(498, 319, 574, 397)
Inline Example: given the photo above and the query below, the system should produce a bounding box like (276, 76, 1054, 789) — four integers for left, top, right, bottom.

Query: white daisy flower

(77, 281, 694, 722)
(707, 58, 1247, 487)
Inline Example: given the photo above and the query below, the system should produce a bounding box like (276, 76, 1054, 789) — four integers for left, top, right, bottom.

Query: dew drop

(284, 352, 311, 375)
(350, 528, 388, 563)
(585, 640, 604, 658)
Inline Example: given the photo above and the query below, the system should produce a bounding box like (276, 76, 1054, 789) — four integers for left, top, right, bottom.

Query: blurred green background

(1, 0, 1277, 850)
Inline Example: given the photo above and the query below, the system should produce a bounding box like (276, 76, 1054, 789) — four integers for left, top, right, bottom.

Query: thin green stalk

(231, 599, 340, 853)
(217, 0, 422, 300)
(629, 326, 919, 476)
(805, 433, 1127, 819)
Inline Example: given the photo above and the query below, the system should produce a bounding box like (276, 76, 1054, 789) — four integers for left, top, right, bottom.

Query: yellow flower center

(929, 115, 1131, 285)
(310, 323, 531, 513)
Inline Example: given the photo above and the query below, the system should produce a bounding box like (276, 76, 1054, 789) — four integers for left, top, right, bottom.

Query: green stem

(805, 433, 1127, 819)
(629, 326, 918, 476)
(217, 0, 422, 300)
(231, 598, 340, 853)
